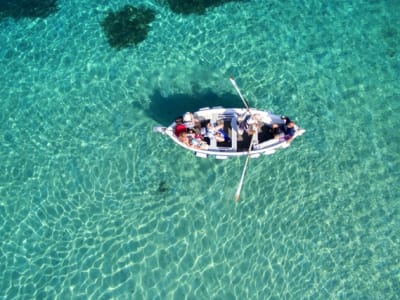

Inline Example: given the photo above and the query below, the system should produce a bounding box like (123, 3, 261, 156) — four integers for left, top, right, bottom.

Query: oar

(234, 133, 256, 202)
(230, 77, 250, 110)
(230, 76, 254, 202)
(234, 154, 250, 202)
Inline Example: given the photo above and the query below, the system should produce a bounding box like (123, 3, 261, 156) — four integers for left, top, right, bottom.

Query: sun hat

(183, 112, 192, 122)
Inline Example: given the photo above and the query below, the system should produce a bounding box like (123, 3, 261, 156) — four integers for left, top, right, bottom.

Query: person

(178, 132, 190, 146)
(238, 114, 250, 135)
(281, 115, 291, 125)
(215, 120, 230, 142)
(281, 116, 296, 141)
(238, 113, 259, 135)
(193, 119, 202, 135)
(205, 120, 230, 143)
(271, 123, 281, 139)
(205, 121, 215, 135)
(215, 130, 229, 142)
(187, 128, 202, 139)
(174, 117, 187, 137)
(183, 112, 196, 129)
(284, 121, 296, 141)
(184, 129, 208, 149)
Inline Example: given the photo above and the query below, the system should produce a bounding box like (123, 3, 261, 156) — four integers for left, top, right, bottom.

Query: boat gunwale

(161, 107, 305, 158)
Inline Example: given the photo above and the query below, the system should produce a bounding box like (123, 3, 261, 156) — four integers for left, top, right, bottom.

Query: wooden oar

(230, 77, 250, 110)
(230, 76, 255, 202)
(234, 133, 256, 202)
(234, 154, 250, 202)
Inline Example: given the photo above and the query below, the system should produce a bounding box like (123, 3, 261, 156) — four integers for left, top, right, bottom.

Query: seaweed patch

(101, 5, 156, 49)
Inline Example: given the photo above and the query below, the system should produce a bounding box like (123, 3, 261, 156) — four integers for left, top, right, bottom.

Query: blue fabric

(284, 126, 295, 140)
(218, 129, 230, 142)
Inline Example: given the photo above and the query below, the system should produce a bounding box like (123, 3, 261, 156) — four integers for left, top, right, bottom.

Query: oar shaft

(230, 76, 255, 202)
(234, 133, 256, 202)
(234, 155, 250, 202)
(230, 77, 250, 110)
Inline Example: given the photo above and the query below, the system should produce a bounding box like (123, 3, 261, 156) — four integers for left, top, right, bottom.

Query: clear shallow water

(0, 0, 399, 299)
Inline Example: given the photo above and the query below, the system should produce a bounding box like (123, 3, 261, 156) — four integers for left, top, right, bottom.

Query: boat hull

(154, 107, 305, 159)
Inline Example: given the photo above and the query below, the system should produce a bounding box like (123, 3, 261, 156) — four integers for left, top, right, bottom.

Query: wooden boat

(153, 106, 305, 159)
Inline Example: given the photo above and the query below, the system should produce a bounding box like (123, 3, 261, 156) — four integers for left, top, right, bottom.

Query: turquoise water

(1, 0, 399, 299)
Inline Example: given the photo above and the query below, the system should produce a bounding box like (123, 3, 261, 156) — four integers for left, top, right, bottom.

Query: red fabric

(174, 124, 187, 136)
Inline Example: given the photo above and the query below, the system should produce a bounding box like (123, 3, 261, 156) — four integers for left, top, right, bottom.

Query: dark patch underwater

(0, 0, 58, 20)
(161, 0, 246, 15)
(101, 5, 156, 49)
(145, 90, 243, 126)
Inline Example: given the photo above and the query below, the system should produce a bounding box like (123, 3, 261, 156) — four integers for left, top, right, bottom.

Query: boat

(153, 77, 305, 202)
(153, 79, 305, 160)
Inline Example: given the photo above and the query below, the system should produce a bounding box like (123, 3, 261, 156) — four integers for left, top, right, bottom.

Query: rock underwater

(101, 5, 156, 49)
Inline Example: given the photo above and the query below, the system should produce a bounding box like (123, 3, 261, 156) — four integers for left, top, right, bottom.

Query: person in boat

(215, 120, 230, 143)
(187, 128, 203, 145)
(178, 132, 190, 146)
(238, 114, 249, 135)
(174, 117, 187, 137)
(192, 118, 203, 137)
(215, 130, 229, 142)
(284, 121, 296, 141)
(205, 120, 230, 143)
(181, 129, 208, 149)
(281, 116, 296, 141)
(189, 129, 208, 149)
(183, 112, 196, 129)
(205, 121, 216, 142)
(238, 113, 259, 135)
(271, 123, 282, 139)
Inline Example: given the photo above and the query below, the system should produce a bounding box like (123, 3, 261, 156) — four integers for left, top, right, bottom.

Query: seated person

(183, 129, 208, 149)
(238, 113, 259, 135)
(174, 117, 187, 137)
(183, 112, 198, 129)
(207, 120, 230, 143)
(215, 130, 229, 142)
(178, 132, 190, 146)
(215, 120, 230, 142)
(199, 121, 215, 145)
(187, 128, 202, 140)
(284, 121, 296, 141)
(204, 121, 215, 135)
(193, 119, 202, 135)
(271, 123, 282, 139)
(281, 116, 296, 141)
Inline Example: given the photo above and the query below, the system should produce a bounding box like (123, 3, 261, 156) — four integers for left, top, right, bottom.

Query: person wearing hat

(174, 117, 187, 137)
(183, 112, 195, 129)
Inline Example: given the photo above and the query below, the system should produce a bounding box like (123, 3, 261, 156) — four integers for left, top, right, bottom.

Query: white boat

(153, 106, 305, 159)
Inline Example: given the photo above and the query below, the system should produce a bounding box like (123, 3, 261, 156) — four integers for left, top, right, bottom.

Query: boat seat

(211, 113, 218, 125)
(209, 114, 219, 149)
(231, 117, 237, 151)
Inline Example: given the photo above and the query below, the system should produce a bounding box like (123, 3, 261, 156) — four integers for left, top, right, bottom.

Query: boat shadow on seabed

(144, 90, 242, 125)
